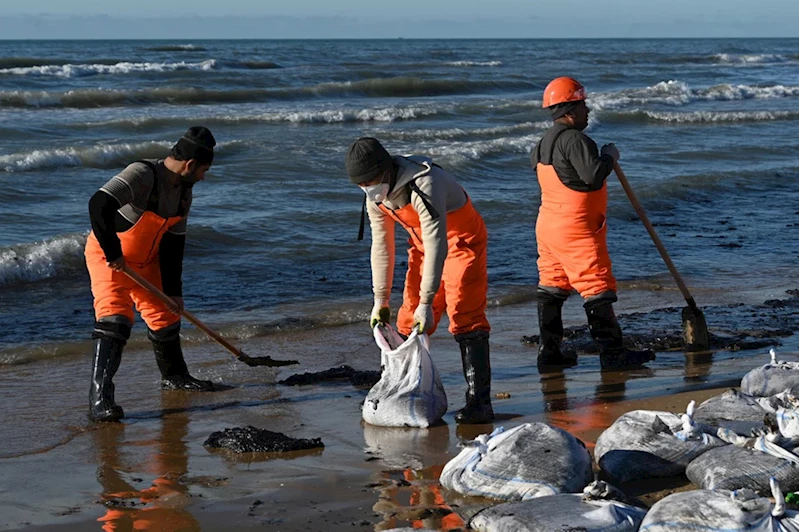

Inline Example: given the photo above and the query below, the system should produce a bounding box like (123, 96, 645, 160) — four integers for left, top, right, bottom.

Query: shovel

(613, 162, 710, 351)
(122, 266, 299, 367)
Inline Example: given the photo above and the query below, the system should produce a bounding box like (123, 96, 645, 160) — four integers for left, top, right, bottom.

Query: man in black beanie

(84, 126, 217, 422)
(346, 137, 494, 425)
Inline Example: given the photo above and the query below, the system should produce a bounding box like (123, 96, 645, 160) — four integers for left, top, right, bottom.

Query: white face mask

(360, 182, 390, 203)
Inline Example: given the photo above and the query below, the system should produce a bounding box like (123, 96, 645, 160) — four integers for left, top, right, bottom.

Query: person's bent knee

(147, 321, 181, 343)
(93, 316, 132, 343)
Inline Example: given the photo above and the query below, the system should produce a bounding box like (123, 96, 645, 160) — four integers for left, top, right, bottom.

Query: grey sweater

(367, 155, 467, 305)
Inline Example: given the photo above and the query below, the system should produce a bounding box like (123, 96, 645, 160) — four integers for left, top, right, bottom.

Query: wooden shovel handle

(613, 162, 698, 309)
(121, 266, 246, 358)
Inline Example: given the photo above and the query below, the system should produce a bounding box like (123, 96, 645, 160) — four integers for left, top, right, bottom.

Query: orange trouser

(383, 198, 490, 337)
(85, 210, 183, 331)
(536, 162, 616, 298)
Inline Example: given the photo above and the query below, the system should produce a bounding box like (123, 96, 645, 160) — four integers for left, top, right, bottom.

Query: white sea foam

(445, 61, 503, 67)
(640, 109, 799, 123)
(0, 140, 241, 172)
(0, 234, 87, 287)
(0, 142, 172, 172)
(375, 121, 550, 141)
(590, 81, 799, 110)
(713, 53, 791, 64)
(0, 59, 217, 78)
(426, 133, 543, 166)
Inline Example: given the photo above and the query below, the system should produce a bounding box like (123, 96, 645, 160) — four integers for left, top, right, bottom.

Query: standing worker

(532, 77, 655, 370)
(85, 126, 217, 422)
(346, 137, 493, 424)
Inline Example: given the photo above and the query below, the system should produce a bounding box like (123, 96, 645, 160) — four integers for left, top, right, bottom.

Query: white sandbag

(775, 393, 799, 438)
(469, 481, 647, 532)
(640, 478, 799, 531)
(594, 401, 725, 483)
(362, 325, 447, 428)
(439, 423, 592, 502)
(742, 349, 799, 398)
(686, 428, 799, 493)
(694, 388, 772, 434)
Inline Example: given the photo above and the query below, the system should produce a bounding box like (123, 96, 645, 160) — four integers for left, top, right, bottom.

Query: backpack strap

(408, 179, 440, 220)
(356, 176, 441, 242)
(357, 194, 367, 241)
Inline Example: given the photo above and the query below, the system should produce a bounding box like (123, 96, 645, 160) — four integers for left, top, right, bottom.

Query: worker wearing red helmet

(531, 77, 655, 370)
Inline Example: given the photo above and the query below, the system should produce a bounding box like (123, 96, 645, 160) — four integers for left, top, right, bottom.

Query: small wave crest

(143, 44, 207, 52)
(0, 234, 87, 288)
(444, 61, 502, 67)
(713, 53, 792, 65)
(0, 141, 171, 172)
(0, 140, 243, 172)
(427, 132, 543, 166)
(0, 77, 535, 109)
(375, 121, 550, 141)
(0, 59, 217, 78)
(590, 80, 799, 110)
(637, 109, 799, 123)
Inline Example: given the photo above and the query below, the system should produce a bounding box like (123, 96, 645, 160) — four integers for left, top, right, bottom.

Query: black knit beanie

(345, 137, 393, 185)
(172, 126, 216, 165)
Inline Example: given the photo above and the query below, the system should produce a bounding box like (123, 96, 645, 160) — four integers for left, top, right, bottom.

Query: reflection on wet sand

(93, 393, 199, 532)
(372, 465, 465, 532)
(541, 367, 652, 450)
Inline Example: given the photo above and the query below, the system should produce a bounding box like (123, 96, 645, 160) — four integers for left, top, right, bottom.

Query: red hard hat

(542, 77, 586, 108)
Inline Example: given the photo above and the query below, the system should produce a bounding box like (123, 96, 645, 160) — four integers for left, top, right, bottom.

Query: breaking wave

(143, 44, 207, 52)
(590, 81, 799, 110)
(0, 59, 218, 78)
(0, 234, 88, 287)
(0, 140, 243, 172)
(0, 77, 537, 108)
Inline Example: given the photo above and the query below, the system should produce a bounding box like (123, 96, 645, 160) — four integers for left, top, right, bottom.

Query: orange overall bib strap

(86, 211, 184, 328)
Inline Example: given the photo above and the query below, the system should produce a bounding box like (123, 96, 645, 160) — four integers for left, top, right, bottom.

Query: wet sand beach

(4, 285, 799, 531)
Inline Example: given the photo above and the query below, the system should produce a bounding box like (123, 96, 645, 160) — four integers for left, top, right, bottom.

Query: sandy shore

(2, 288, 798, 531)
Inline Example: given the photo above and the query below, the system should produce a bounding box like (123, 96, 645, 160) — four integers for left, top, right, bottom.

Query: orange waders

(381, 197, 490, 337)
(535, 163, 616, 298)
(85, 211, 183, 330)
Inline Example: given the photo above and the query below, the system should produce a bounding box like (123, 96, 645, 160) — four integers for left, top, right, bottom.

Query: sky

(1, 0, 798, 39)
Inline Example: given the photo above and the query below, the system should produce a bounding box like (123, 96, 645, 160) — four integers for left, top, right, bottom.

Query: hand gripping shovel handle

(121, 266, 298, 367)
(613, 162, 698, 309)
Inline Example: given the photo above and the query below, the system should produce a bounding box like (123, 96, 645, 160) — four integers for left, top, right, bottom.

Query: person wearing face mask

(532, 77, 655, 371)
(346, 137, 493, 425)
(84, 126, 217, 422)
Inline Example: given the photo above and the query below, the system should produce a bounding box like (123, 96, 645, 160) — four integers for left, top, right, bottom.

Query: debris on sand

(203, 426, 324, 453)
(278, 365, 380, 387)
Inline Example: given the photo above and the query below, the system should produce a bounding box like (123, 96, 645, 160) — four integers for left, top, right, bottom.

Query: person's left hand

(413, 303, 434, 334)
(601, 143, 620, 161)
(167, 296, 184, 315)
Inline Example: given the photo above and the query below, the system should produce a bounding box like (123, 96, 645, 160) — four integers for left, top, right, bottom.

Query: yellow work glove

(370, 299, 391, 328)
(413, 303, 434, 334)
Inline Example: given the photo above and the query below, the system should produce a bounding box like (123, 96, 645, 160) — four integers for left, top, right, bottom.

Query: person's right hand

(601, 143, 620, 162)
(370, 299, 391, 328)
(107, 256, 126, 271)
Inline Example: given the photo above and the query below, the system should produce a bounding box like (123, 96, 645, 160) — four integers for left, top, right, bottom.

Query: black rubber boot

(536, 291, 577, 369)
(584, 299, 655, 370)
(454, 330, 494, 424)
(150, 325, 214, 391)
(89, 336, 125, 422)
